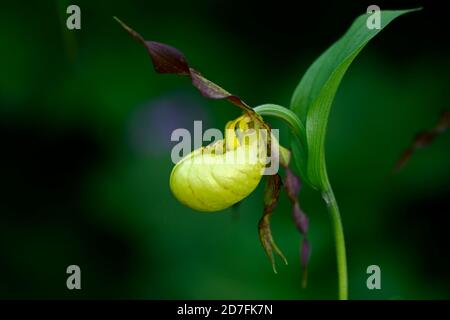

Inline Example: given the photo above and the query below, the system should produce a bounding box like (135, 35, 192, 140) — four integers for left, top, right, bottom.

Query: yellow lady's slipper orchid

(170, 115, 267, 212)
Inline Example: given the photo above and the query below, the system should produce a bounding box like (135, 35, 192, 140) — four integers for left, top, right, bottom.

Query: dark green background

(1, 0, 449, 299)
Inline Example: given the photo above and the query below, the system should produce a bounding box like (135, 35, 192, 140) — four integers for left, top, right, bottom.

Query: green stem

(254, 104, 305, 138)
(253, 104, 308, 160)
(322, 178, 348, 300)
(254, 103, 349, 300)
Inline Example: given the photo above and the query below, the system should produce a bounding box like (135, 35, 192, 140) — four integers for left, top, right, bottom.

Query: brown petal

(394, 109, 449, 172)
(285, 167, 301, 200)
(115, 17, 254, 114)
(259, 174, 287, 273)
(284, 166, 310, 287)
(300, 238, 311, 288)
(293, 202, 309, 235)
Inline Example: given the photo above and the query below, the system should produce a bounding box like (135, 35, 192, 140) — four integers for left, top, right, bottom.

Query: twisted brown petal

(284, 166, 310, 287)
(258, 174, 287, 273)
(114, 17, 255, 115)
(395, 109, 449, 172)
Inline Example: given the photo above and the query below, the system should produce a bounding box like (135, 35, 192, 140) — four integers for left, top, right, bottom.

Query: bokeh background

(1, 0, 449, 299)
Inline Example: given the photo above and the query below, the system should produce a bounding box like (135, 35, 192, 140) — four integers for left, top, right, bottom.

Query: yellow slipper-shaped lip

(170, 115, 266, 212)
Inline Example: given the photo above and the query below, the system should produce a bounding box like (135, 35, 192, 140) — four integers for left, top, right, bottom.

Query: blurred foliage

(0, 0, 449, 299)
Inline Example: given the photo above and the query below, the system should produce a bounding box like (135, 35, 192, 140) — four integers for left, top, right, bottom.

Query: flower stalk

(322, 181, 348, 300)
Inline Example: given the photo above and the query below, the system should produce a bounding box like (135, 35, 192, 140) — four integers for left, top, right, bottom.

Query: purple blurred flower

(128, 91, 209, 155)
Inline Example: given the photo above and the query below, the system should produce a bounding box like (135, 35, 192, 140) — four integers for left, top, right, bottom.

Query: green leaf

(290, 9, 420, 190)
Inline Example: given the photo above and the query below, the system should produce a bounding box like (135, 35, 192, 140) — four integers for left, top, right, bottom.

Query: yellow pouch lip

(169, 115, 266, 212)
